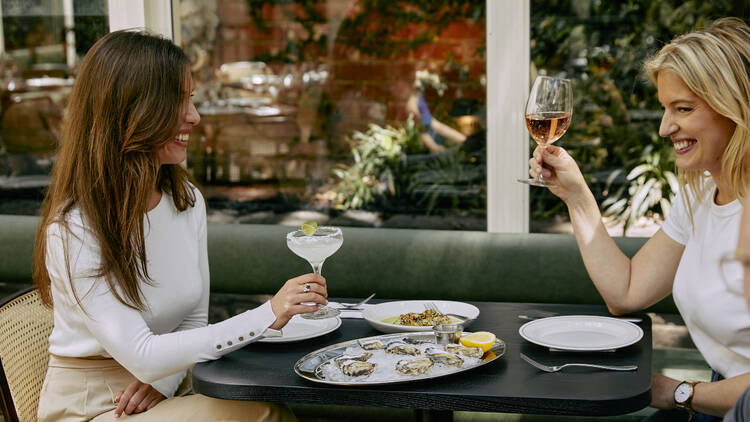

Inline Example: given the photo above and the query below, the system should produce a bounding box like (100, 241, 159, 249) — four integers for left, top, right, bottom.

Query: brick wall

(214, 0, 486, 146)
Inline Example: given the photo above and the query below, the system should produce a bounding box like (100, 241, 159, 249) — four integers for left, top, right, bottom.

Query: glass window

(528, 2, 748, 236)
(0, 0, 108, 213)
(178, 0, 487, 230)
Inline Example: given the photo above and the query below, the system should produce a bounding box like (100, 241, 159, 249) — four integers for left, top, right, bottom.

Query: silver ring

(303, 284, 311, 293)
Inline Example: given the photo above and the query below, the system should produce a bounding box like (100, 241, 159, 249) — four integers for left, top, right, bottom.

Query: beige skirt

(37, 355, 296, 422)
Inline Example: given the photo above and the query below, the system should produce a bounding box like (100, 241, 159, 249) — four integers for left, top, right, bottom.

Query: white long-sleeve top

(46, 187, 279, 397)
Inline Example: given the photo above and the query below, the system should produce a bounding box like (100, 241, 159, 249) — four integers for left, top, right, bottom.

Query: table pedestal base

(414, 409, 453, 422)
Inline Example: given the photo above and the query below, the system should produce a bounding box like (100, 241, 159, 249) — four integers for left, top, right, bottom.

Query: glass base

(517, 178, 556, 188)
(300, 305, 341, 320)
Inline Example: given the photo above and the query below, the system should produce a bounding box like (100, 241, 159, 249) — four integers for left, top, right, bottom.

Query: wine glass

(518, 75, 573, 187)
(286, 226, 343, 319)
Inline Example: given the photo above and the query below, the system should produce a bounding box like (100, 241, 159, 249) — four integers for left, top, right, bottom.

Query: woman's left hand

(650, 373, 680, 409)
(114, 380, 165, 417)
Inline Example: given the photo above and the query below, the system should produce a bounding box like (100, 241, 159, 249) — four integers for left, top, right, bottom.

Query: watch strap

(675, 381, 700, 417)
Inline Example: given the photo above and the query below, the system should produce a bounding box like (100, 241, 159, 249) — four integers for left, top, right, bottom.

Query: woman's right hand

(529, 145, 589, 204)
(269, 273, 327, 330)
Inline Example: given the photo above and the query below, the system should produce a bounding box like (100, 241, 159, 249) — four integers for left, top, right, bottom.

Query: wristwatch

(674, 381, 700, 418)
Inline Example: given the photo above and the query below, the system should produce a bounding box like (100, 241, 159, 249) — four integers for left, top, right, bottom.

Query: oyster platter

(294, 332, 506, 386)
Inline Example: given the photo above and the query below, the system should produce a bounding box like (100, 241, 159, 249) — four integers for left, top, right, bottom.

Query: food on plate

(380, 309, 456, 326)
(386, 342, 420, 356)
(425, 348, 464, 367)
(339, 360, 376, 377)
(358, 339, 386, 350)
(402, 337, 432, 345)
(311, 333, 500, 383)
(395, 359, 433, 375)
(445, 344, 484, 359)
(460, 331, 496, 352)
(335, 352, 372, 366)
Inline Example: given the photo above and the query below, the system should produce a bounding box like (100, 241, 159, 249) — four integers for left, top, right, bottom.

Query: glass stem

(308, 261, 325, 310)
(538, 144, 546, 184)
(310, 260, 324, 275)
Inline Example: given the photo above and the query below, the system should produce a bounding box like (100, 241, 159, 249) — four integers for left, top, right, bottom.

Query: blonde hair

(644, 17, 750, 206)
(33, 30, 196, 310)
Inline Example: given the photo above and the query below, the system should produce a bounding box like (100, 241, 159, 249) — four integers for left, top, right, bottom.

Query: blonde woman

(529, 17, 750, 421)
(32, 30, 323, 421)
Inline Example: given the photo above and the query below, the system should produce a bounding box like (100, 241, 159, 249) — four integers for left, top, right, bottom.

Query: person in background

(528, 17, 750, 421)
(406, 90, 467, 153)
(32, 30, 324, 421)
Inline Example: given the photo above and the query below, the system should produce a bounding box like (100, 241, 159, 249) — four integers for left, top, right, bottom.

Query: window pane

(528, 2, 748, 236)
(179, 0, 487, 230)
(0, 0, 108, 213)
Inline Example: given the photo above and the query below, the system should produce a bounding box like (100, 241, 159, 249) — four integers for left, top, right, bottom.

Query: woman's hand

(114, 380, 165, 417)
(650, 373, 681, 410)
(269, 273, 327, 330)
(529, 145, 589, 204)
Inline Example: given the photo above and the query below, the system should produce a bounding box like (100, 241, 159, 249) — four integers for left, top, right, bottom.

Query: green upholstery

(0, 215, 676, 313)
(207, 223, 676, 313)
(0, 215, 38, 285)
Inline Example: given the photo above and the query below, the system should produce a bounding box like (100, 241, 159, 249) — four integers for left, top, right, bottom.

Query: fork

(424, 302, 470, 322)
(520, 353, 637, 372)
(336, 293, 376, 309)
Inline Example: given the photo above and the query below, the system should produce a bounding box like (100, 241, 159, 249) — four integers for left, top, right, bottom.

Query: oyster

(335, 352, 373, 366)
(445, 344, 485, 359)
(395, 359, 433, 375)
(425, 348, 463, 367)
(340, 360, 376, 377)
(402, 337, 432, 345)
(359, 339, 386, 350)
(386, 342, 421, 356)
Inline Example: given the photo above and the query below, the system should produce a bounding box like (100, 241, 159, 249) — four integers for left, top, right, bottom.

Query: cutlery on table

(424, 302, 471, 323)
(333, 293, 376, 309)
(520, 353, 637, 373)
(517, 313, 643, 324)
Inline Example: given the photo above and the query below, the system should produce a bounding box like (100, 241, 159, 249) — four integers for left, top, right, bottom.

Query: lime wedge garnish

(301, 221, 318, 236)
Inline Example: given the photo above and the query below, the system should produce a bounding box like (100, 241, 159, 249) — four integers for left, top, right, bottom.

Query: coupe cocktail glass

(286, 226, 343, 319)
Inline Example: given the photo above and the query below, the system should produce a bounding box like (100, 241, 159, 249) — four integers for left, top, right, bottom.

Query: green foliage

(529, 0, 746, 221)
(406, 152, 484, 215)
(602, 144, 679, 232)
(332, 116, 423, 210)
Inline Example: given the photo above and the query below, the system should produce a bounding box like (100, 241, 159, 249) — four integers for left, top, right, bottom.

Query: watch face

(675, 383, 693, 403)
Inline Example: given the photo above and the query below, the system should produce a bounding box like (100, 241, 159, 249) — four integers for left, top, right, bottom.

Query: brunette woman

(32, 30, 321, 421)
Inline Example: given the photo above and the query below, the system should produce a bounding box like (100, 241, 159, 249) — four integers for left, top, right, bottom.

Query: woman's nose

(658, 112, 677, 138)
(186, 101, 200, 126)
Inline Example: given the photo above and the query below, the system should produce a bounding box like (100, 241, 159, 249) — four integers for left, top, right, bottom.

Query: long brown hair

(33, 30, 196, 310)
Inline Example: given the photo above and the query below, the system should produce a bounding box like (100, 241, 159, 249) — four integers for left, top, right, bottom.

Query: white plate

(362, 300, 480, 333)
(518, 315, 643, 352)
(259, 315, 341, 343)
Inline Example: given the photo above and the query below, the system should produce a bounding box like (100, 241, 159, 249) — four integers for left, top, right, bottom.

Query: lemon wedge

(460, 331, 496, 352)
(301, 221, 318, 236)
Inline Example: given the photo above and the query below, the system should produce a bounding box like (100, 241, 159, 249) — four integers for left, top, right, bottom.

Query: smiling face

(157, 73, 200, 166)
(656, 70, 736, 176)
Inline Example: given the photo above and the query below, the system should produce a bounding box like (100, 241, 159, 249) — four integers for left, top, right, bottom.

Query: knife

(517, 313, 643, 324)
